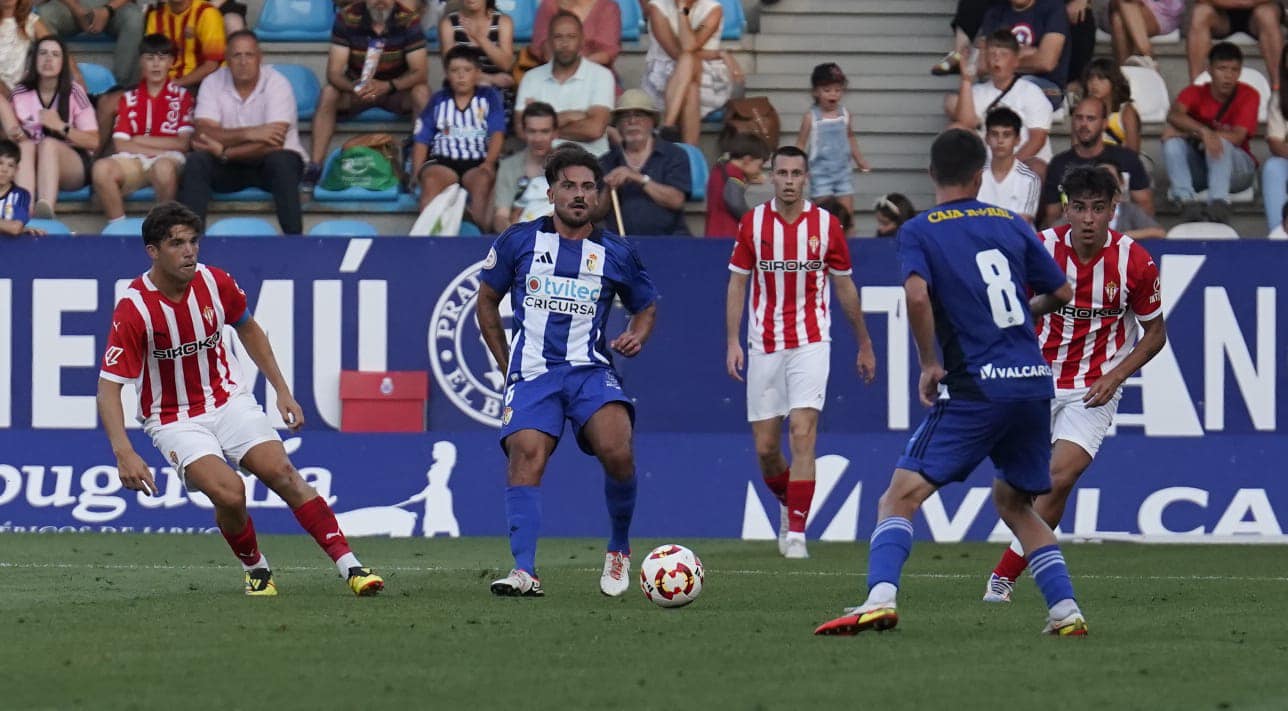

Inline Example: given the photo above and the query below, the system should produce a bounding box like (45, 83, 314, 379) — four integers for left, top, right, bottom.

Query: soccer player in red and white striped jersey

(726, 146, 877, 559)
(984, 164, 1167, 602)
(97, 202, 384, 597)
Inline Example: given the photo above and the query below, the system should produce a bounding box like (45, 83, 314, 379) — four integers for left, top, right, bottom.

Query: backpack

(342, 133, 405, 185)
(319, 146, 399, 191)
(718, 97, 781, 154)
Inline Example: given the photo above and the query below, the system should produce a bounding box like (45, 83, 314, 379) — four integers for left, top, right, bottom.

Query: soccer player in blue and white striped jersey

(476, 145, 658, 599)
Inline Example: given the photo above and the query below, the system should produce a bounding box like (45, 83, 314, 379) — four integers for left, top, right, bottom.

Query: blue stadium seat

(101, 217, 145, 236)
(58, 186, 91, 202)
(615, 0, 642, 41)
(309, 219, 379, 236)
(312, 148, 401, 202)
(349, 107, 402, 122)
(125, 186, 157, 202)
(213, 187, 274, 201)
(677, 142, 708, 201)
(207, 217, 280, 236)
(458, 221, 483, 237)
(719, 0, 744, 40)
(79, 62, 116, 96)
(496, 0, 537, 43)
(255, 0, 333, 41)
(25, 218, 72, 235)
(273, 64, 321, 121)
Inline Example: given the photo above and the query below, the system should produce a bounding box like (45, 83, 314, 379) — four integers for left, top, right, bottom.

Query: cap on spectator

(811, 62, 848, 88)
(612, 89, 661, 121)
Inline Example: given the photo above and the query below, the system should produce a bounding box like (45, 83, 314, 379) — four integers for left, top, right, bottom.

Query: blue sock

(1028, 544, 1077, 609)
(505, 486, 542, 576)
(604, 475, 636, 554)
(866, 516, 914, 590)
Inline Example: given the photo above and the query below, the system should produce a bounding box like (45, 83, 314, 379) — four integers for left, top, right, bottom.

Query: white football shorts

(145, 393, 282, 490)
(1050, 386, 1121, 458)
(746, 341, 830, 422)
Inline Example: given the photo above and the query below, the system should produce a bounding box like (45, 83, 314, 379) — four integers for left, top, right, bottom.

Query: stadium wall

(0, 238, 1283, 542)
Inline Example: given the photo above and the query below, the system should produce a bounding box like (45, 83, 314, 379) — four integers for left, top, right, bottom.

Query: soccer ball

(639, 544, 704, 608)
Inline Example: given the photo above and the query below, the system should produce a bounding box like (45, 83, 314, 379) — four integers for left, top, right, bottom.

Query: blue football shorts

(498, 365, 635, 455)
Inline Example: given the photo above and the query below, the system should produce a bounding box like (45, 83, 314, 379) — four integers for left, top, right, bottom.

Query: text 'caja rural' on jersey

(1037, 224, 1162, 389)
(728, 199, 852, 354)
(99, 264, 249, 425)
(479, 217, 658, 381)
(897, 199, 1068, 401)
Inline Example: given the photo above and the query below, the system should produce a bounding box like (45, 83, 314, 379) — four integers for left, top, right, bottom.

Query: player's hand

(610, 331, 644, 357)
(918, 364, 946, 407)
(726, 342, 744, 382)
(1082, 374, 1123, 408)
(856, 341, 876, 384)
(277, 394, 306, 432)
(116, 450, 158, 497)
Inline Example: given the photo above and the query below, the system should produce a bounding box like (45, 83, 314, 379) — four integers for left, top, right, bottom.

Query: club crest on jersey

(202, 306, 215, 327)
(585, 252, 599, 275)
(428, 260, 509, 427)
(808, 235, 820, 258)
(1104, 281, 1119, 303)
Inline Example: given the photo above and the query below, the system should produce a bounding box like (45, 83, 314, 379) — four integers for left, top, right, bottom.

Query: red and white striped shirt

(113, 79, 195, 141)
(1036, 225, 1162, 389)
(99, 264, 247, 425)
(729, 200, 852, 354)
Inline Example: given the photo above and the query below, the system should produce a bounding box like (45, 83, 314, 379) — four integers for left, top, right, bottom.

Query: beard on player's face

(554, 201, 592, 228)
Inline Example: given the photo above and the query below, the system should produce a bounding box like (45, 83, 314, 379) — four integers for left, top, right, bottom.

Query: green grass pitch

(1, 534, 1285, 710)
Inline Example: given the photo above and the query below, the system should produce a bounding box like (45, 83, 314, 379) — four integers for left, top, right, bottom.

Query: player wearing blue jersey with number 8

(476, 144, 659, 599)
(815, 129, 1089, 638)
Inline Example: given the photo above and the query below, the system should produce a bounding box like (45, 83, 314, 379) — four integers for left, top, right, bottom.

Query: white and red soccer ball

(639, 544, 704, 608)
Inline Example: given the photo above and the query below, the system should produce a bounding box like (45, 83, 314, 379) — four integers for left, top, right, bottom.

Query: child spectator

(815, 195, 853, 235)
(0, 138, 42, 236)
(412, 46, 506, 230)
(873, 192, 916, 236)
(978, 106, 1040, 223)
(1084, 58, 1141, 153)
(704, 132, 769, 238)
(796, 62, 870, 218)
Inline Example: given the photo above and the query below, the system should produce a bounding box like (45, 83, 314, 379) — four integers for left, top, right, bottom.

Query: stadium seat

(101, 217, 145, 236)
(309, 219, 379, 236)
(255, 0, 333, 41)
(206, 216, 280, 236)
(312, 148, 401, 202)
(78, 62, 116, 96)
(1194, 67, 1271, 122)
(718, 0, 744, 41)
(458, 221, 483, 236)
(677, 142, 709, 201)
(615, 0, 642, 41)
(213, 187, 274, 201)
(125, 186, 157, 202)
(58, 185, 91, 202)
(1166, 222, 1240, 239)
(1095, 28, 1179, 45)
(349, 106, 402, 122)
(1197, 185, 1257, 204)
(273, 64, 321, 121)
(25, 218, 71, 235)
(496, 0, 537, 43)
(1121, 66, 1169, 123)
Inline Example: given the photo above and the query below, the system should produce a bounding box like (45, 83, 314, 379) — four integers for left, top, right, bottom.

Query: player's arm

(830, 274, 876, 384)
(610, 302, 656, 357)
(234, 316, 304, 431)
(1083, 314, 1166, 407)
(1027, 281, 1074, 317)
(904, 274, 944, 407)
(97, 378, 158, 496)
(725, 270, 748, 381)
(477, 281, 510, 372)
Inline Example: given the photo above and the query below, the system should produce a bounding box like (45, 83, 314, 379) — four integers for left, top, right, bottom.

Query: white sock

(1049, 598, 1080, 620)
(240, 553, 268, 572)
(785, 531, 806, 543)
(866, 582, 898, 606)
(336, 552, 361, 577)
(1009, 538, 1024, 556)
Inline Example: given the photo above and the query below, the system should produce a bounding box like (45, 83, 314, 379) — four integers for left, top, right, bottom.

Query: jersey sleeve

(413, 96, 438, 146)
(616, 239, 658, 313)
(1127, 244, 1162, 321)
(12, 188, 30, 224)
(485, 87, 507, 136)
(824, 214, 852, 275)
(478, 227, 519, 295)
(196, 6, 227, 63)
(895, 221, 932, 289)
(1022, 223, 1068, 295)
(212, 267, 249, 326)
(100, 300, 146, 383)
(179, 90, 196, 133)
(728, 212, 755, 274)
(112, 92, 131, 138)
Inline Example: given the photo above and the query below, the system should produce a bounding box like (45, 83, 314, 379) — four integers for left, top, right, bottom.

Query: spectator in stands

(0, 137, 43, 235)
(815, 195, 853, 234)
(438, 0, 515, 89)
(92, 34, 193, 225)
(1188, 0, 1283, 93)
(1163, 41, 1258, 225)
(208, 0, 246, 33)
(796, 62, 870, 219)
(529, 0, 622, 72)
(705, 132, 769, 238)
(977, 0, 1072, 110)
(597, 89, 690, 236)
(492, 100, 557, 232)
(1, 0, 56, 99)
(1084, 58, 1141, 152)
(0, 36, 96, 218)
(1096, 160, 1164, 238)
(1269, 202, 1288, 239)
(179, 31, 306, 234)
(35, 0, 144, 87)
(1261, 50, 1288, 234)
(929, 0, 1004, 76)
(1105, 0, 1185, 70)
(1041, 96, 1152, 227)
(642, 0, 731, 146)
(873, 192, 915, 236)
(516, 10, 613, 156)
(309, 0, 431, 188)
(412, 46, 505, 229)
(978, 107, 1040, 223)
(949, 30, 1053, 177)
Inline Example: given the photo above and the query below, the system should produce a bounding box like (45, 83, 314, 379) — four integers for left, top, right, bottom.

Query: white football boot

(599, 551, 631, 597)
(490, 569, 544, 597)
(783, 532, 809, 559)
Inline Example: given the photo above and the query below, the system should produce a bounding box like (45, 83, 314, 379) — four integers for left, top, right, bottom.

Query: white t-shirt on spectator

(972, 78, 1054, 162)
(977, 158, 1041, 220)
(516, 57, 615, 157)
(195, 65, 307, 162)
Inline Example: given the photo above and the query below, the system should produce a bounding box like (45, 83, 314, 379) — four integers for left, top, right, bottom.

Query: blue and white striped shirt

(413, 86, 506, 161)
(0, 185, 31, 224)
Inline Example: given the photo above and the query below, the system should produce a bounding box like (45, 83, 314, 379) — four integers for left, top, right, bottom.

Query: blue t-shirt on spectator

(599, 139, 691, 236)
(980, 0, 1071, 89)
(0, 185, 31, 225)
(414, 86, 506, 162)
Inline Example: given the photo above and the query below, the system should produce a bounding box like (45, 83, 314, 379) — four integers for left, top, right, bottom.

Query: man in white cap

(597, 89, 692, 236)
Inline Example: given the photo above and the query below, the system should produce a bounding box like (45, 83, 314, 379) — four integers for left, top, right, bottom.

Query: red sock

(763, 468, 790, 505)
(293, 496, 352, 562)
(785, 479, 815, 534)
(993, 547, 1030, 580)
(221, 516, 262, 567)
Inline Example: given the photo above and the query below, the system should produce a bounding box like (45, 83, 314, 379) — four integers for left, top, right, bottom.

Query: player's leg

(495, 428, 557, 596)
(747, 348, 792, 552)
(580, 400, 637, 596)
(780, 342, 830, 558)
(181, 454, 276, 596)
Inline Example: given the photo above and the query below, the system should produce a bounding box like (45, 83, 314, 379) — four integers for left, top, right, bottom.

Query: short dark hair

(810, 62, 848, 89)
(522, 101, 557, 128)
(0, 138, 19, 163)
(1209, 41, 1243, 66)
(142, 201, 203, 247)
(226, 29, 258, 47)
(1059, 164, 1120, 203)
(139, 33, 175, 56)
(771, 144, 809, 172)
(985, 29, 1020, 53)
(549, 9, 582, 33)
(725, 132, 769, 160)
(544, 144, 603, 186)
(984, 106, 1023, 134)
(929, 128, 986, 187)
(444, 44, 483, 69)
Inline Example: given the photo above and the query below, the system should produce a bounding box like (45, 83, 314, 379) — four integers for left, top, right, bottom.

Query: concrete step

(758, 12, 948, 36)
(762, 0, 951, 15)
(753, 32, 946, 55)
